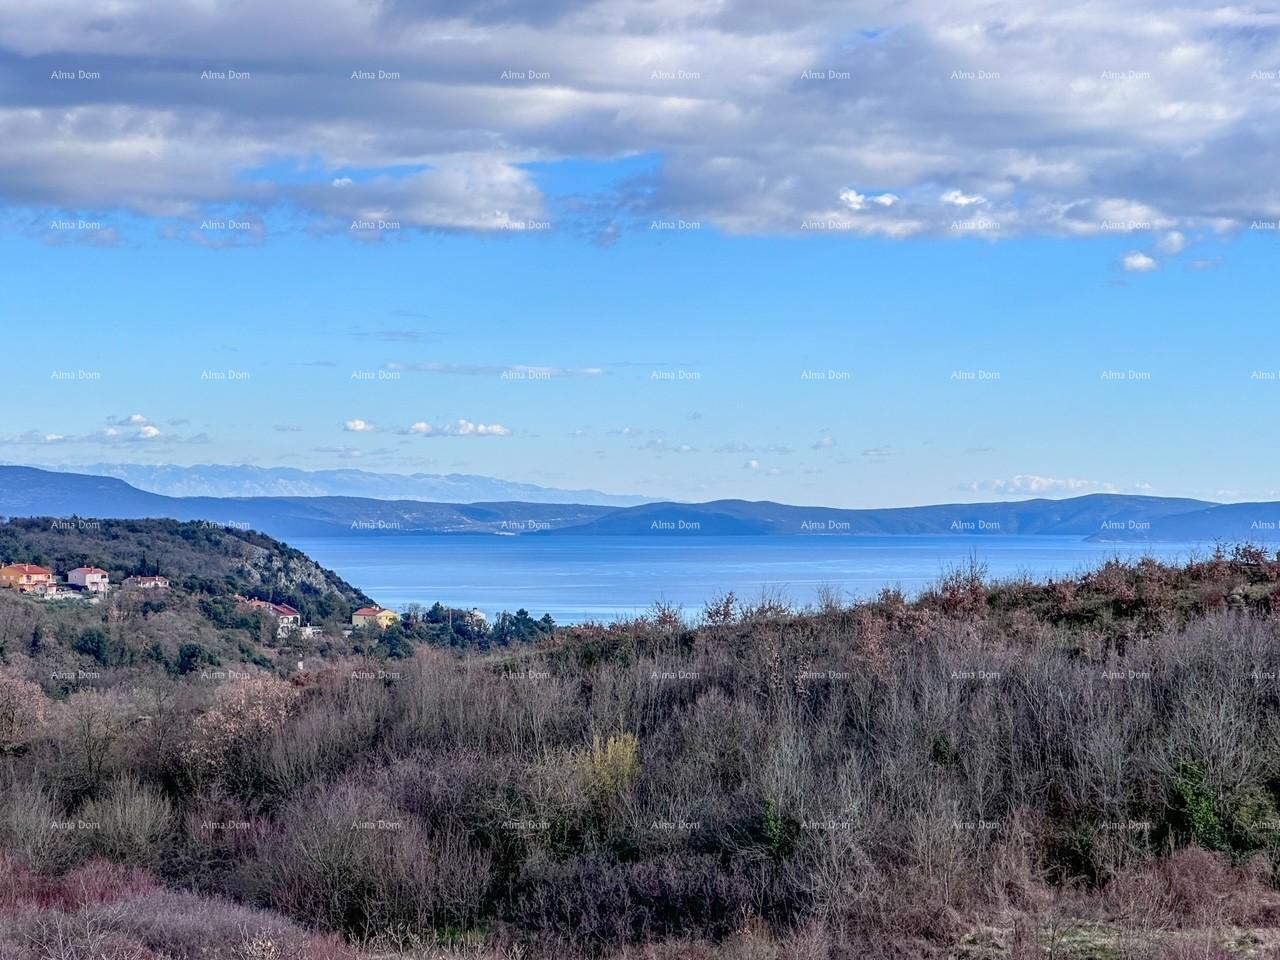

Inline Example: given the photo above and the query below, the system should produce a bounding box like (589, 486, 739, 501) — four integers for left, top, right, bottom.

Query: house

(0, 564, 54, 593)
(124, 575, 170, 590)
(236, 596, 303, 637)
(352, 605, 399, 629)
(68, 566, 110, 594)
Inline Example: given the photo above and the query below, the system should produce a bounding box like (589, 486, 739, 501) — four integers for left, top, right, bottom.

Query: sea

(290, 534, 1210, 625)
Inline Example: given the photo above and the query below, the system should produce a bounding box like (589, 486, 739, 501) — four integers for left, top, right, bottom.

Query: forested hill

(0, 516, 371, 609)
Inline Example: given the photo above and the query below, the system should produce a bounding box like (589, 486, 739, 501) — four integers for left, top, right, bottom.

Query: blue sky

(3, 197, 1274, 507)
(2, 0, 1279, 507)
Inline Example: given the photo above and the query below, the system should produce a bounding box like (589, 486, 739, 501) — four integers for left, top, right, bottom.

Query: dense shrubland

(5, 548, 1280, 958)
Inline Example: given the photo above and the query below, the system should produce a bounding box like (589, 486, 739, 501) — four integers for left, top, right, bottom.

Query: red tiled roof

(2, 564, 52, 576)
(353, 606, 387, 617)
(239, 596, 300, 618)
(71, 566, 108, 575)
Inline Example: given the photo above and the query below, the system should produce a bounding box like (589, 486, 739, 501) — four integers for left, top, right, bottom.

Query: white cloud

(941, 190, 986, 208)
(1, 0, 1275, 241)
(839, 189, 867, 211)
(1122, 251, 1159, 272)
(744, 459, 760, 470)
(138, 425, 161, 439)
(1156, 230, 1187, 254)
(344, 418, 376, 432)
(403, 419, 510, 437)
(452, 419, 510, 436)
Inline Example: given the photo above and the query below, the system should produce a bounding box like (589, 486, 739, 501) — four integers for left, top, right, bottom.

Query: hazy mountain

(547, 494, 1219, 537)
(1084, 500, 1280, 543)
(0, 466, 1250, 542)
(45, 463, 652, 507)
(0, 467, 613, 538)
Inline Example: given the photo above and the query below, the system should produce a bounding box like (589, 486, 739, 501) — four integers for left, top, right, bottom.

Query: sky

(1, 0, 1279, 508)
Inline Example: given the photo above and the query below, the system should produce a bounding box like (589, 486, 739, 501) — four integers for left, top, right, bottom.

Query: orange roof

(1, 564, 52, 576)
(239, 597, 299, 617)
(71, 566, 108, 574)
(353, 605, 388, 617)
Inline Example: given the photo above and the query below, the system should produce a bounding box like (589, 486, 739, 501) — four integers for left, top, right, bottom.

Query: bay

(290, 534, 1209, 625)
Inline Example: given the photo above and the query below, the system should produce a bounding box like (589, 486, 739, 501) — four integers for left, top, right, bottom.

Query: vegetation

(0, 518, 554, 687)
(6, 546, 1280, 958)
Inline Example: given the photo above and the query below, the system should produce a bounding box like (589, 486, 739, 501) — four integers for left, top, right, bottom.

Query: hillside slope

(0, 517, 372, 681)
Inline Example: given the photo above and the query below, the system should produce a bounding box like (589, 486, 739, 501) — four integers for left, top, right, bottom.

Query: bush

(0, 674, 46, 752)
(508, 854, 758, 946)
(0, 778, 68, 870)
(77, 777, 174, 865)
(242, 782, 493, 941)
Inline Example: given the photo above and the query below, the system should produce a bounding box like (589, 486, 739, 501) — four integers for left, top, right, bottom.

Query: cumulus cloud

(1156, 230, 1187, 254)
(941, 190, 986, 208)
(1122, 251, 1159, 272)
(344, 418, 376, 432)
(402, 419, 511, 436)
(2, 0, 1278, 240)
(106, 413, 151, 427)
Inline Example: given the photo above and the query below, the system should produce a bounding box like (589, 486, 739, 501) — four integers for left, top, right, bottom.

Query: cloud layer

(3, 0, 1279, 241)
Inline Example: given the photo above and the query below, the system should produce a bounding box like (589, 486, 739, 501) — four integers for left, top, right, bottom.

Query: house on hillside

(236, 596, 303, 637)
(68, 566, 110, 594)
(124, 575, 170, 590)
(352, 605, 399, 629)
(0, 564, 54, 593)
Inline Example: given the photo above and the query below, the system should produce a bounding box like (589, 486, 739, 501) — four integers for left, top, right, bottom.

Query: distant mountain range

(1, 465, 1277, 543)
(27, 463, 651, 507)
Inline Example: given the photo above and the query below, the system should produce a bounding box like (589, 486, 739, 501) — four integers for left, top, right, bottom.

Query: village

(0, 561, 405, 639)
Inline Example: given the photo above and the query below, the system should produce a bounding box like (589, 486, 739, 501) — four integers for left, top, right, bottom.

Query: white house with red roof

(236, 595, 303, 637)
(68, 566, 110, 594)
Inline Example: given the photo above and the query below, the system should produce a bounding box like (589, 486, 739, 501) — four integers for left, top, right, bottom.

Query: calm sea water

(289, 535, 1208, 625)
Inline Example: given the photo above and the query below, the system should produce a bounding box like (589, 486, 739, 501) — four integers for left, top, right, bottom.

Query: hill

(0, 466, 613, 538)
(0, 517, 373, 680)
(551, 493, 1218, 536)
(1085, 499, 1280, 542)
(0, 465, 1243, 541)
